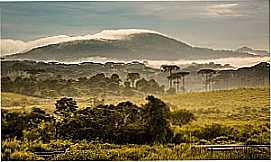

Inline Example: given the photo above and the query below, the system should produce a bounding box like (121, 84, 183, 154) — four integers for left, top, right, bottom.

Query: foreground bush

(1, 138, 44, 160)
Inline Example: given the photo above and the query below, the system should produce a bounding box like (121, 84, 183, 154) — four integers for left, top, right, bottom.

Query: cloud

(207, 3, 242, 16)
(1, 29, 162, 56)
(1, 35, 71, 56)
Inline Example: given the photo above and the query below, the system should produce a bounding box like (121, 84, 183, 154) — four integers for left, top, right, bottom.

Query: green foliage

(1, 110, 26, 139)
(144, 96, 173, 143)
(193, 124, 233, 140)
(171, 109, 195, 126)
(2, 107, 55, 142)
(54, 97, 78, 117)
(1, 138, 44, 161)
(136, 78, 164, 95)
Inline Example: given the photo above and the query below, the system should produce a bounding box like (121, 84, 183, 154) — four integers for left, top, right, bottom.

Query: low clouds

(1, 35, 71, 56)
(1, 29, 161, 56)
(55, 56, 270, 69)
(208, 3, 242, 16)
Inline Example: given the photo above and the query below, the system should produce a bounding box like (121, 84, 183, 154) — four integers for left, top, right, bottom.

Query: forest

(1, 60, 270, 97)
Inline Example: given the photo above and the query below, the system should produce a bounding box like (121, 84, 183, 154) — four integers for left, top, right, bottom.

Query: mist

(47, 56, 270, 69)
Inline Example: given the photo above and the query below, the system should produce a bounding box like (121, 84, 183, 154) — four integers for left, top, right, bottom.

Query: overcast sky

(0, 0, 269, 50)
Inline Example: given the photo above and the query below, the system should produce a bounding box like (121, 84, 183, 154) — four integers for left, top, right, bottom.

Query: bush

(171, 109, 195, 126)
(1, 138, 44, 161)
(194, 124, 233, 140)
(10, 151, 43, 161)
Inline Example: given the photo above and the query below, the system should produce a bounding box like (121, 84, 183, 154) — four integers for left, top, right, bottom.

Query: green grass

(1, 92, 55, 113)
(52, 142, 271, 160)
(2, 87, 269, 127)
(162, 88, 270, 127)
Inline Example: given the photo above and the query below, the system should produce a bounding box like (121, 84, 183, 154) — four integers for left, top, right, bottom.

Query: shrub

(1, 138, 44, 161)
(194, 124, 233, 140)
(171, 109, 195, 126)
(10, 151, 43, 161)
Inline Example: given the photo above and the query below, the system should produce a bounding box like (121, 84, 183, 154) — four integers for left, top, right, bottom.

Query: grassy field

(1, 87, 270, 127)
(163, 88, 270, 127)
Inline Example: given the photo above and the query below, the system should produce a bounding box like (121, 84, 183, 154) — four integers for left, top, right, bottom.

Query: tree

(110, 74, 121, 85)
(127, 73, 140, 88)
(198, 69, 216, 91)
(124, 81, 131, 88)
(54, 97, 78, 117)
(136, 78, 164, 95)
(168, 71, 190, 93)
(1, 110, 26, 139)
(144, 96, 173, 143)
(108, 74, 122, 94)
(176, 71, 190, 92)
(160, 65, 180, 89)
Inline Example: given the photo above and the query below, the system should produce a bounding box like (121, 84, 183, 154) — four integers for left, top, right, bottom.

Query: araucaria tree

(178, 71, 190, 92)
(170, 71, 190, 92)
(160, 65, 180, 89)
(197, 69, 216, 91)
(127, 73, 140, 88)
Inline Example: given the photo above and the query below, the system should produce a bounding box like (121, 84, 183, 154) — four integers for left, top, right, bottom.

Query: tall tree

(160, 65, 180, 89)
(127, 73, 140, 88)
(177, 71, 190, 92)
(198, 69, 216, 91)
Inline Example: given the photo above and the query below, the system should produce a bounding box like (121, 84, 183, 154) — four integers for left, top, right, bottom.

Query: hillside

(236, 46, 269, 56)
(163, 88, 269, 127)
(2, 88, 269, 127)
(4, 30, 255, 62)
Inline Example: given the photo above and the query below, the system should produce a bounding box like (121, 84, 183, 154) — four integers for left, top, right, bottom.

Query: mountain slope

(236, 46, 269, 56)
(4, 30, 255, 61)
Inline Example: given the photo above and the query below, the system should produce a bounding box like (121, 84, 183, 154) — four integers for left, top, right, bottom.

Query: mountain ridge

(4, 30, 257, 62)
(236, 46, 269, 56)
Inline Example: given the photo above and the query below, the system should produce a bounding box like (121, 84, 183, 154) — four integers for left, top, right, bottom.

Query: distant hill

(4, 29, 255, 62)
(236, 46, 269, 56)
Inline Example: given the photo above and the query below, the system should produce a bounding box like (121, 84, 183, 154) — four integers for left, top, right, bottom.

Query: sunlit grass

(2, 87, 269, 127)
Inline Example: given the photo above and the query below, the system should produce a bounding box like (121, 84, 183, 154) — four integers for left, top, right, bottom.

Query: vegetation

(1, 60, 270, 160)
(1, 88, 270, 160)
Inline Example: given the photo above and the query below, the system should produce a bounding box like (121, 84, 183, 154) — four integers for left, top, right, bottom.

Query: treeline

(1, 73, 164, 97)
(160, 62, 270, 93)
(1, 60, 157, 80)
(1, 60, 270, 95)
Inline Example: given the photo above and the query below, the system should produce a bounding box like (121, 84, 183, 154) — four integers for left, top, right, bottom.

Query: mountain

(236, 46, 269, 56)
(4, 29, 256, 62)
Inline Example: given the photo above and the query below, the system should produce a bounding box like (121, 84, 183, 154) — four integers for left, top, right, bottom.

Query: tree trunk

(182, 76, 185, 92)
(169, 70, 172, 89)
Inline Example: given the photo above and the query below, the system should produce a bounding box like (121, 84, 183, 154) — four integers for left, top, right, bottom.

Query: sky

(0, 0, 269, 52)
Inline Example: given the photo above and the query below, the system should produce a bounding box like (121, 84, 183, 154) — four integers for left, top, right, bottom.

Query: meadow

(2, 87, 269, 127)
